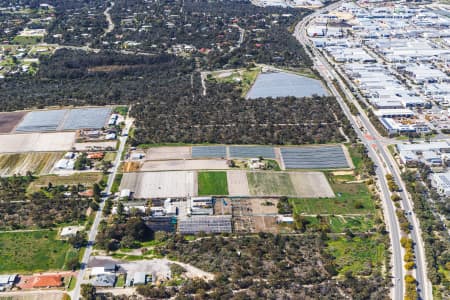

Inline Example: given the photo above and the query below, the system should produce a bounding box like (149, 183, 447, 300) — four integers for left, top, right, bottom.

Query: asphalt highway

(293, 2, 431, 299)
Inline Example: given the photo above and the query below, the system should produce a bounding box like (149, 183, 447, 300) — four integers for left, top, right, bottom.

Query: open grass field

(198, 171, 229, 195)
(326, 236, 385, 276)
(291, 182, 374, 215)
(0, 111, 27, 133)
(211, 67, 261, 96)
(0, 230, 70, 273)
(304, 215, 374, 233)
(0, 152, 63, 177)
(28, 172, 103, 192)
(247, 172, 295, 196)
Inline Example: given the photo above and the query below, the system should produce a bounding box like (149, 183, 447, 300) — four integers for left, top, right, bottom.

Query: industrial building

(189, 196, 214, 215)
(431, 172, 450, 197)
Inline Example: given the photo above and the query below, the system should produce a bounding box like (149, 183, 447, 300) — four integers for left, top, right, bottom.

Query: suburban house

(92, 274, 116, 287)
(31, 275, 63, 288)
(0, 274, 17, 290)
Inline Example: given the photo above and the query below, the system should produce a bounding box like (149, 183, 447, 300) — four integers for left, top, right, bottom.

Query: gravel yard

(120, 171, 196, 198)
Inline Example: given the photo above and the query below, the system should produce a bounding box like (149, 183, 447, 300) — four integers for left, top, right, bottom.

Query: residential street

(70, 116, 133, 300)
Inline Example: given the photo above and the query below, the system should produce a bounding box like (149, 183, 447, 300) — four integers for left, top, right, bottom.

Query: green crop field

(291, 182, 374, 215)
(198, 171, 229, 195)
(0, 230, 70, 273)
(247, 172, 295, 196)
(326, 236, 385, 276)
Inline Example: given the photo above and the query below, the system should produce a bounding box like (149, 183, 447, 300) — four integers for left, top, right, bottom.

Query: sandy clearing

(274, 147, 285, 170)
(290, 172, 334, 198)
(227, 170, 250, 196)
(120, 171, 196, 198)
(73, 141, 117, 151)
(250, 198, 279, 215)
(0, 291, 64, 300)
(253, 216, 279, 233)
(0, 132, 75, 153)
(342, 145, 355, 169)
(332, 170, 354, 176)
(141, 159, 228, 171)
(146, 146, 191, 160)
(90, 256, 214, 281)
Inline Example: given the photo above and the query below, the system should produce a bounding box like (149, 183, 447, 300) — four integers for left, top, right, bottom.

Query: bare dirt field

(141, 159, 228, 172)
(0, 291, 64, 300)
(214, 197, 232, 215)
(250, 198, 279, 215)
(253, 216, 279, 233)
(120, 171, 196, 198)
(73, 141, 117, 151)
(290, 172, 334, 198)
(0, 111, 27, 133)
(0, 132, 75, 153)
(145, 146, 191, 160)
(226, 170, 250, 196)
(0, 152, 63, 176)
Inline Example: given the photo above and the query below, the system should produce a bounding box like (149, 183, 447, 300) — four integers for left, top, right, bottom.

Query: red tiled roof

(32, 275, 62, 288)
(79, 189, 94, 197)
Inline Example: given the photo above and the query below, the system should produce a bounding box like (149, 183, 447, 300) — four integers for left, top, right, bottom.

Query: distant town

(0, 0, 449, 300)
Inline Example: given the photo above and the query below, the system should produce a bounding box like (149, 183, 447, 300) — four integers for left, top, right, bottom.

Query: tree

(69, 232, 87, 248)
(66, 257, 80, 270)
(117, 201, 125, 217)
(93, 183, 101, 200)
(81, 284, 96, 300)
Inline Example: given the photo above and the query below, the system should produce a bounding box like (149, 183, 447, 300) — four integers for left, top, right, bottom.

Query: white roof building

(431, 172, 450, 197)
(60, 226, 82, 238)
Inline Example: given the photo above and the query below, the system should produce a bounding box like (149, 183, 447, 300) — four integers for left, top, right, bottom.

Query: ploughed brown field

(0, 111, 27, 133)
